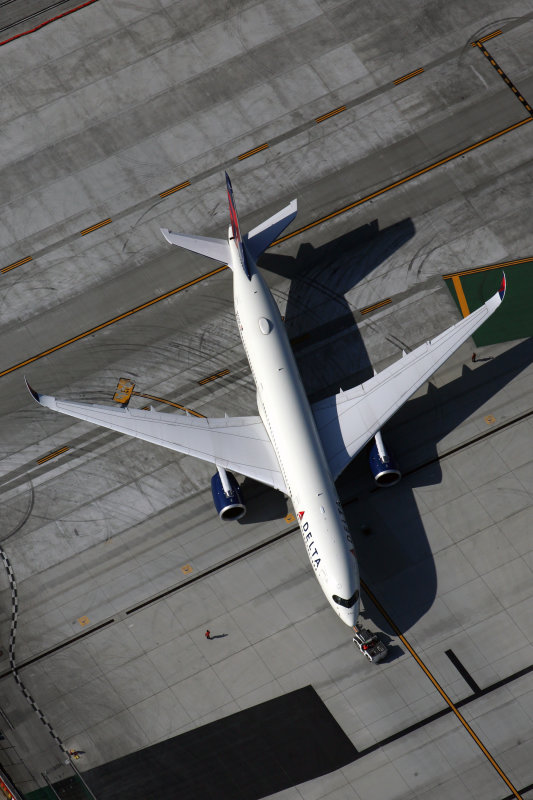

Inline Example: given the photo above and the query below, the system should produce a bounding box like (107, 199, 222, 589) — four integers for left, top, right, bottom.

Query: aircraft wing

(26, 385, 286, 493)
(313, 276, 506, 479)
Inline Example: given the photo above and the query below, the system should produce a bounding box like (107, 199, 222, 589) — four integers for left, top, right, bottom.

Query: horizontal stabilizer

(244, 199, 297, 262)
(161, 229, 231, 264)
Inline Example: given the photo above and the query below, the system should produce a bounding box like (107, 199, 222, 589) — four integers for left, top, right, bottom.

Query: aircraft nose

(344, 600, 360, 628)
(333, 596, 360, 628)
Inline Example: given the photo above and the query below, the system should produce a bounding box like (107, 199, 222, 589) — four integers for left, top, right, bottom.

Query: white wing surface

(313, 277, 506, 479)
(27, 387, 286, 493)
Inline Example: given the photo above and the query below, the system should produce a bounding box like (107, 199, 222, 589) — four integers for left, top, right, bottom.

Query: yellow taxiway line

(198, 369, 230, 385)
(274, 116, 532, 245)
(1, 256, 33, 274)
(361, 579, 523, 800)
(443, 255, 533, 279)
(4, 119, 531, 379)
(393, 67, 424, 85)
(315, 105, 347, 123)
(470, 30, 502, 46)
(159, 180, 191, 199)
(238, 143, 268, 161)
(36, 445, 70, 465)
(80, 218, 112, 236)
(360, 298, 392, 315)
(0, 265, 228, 379)
(451, 275, 470, 317)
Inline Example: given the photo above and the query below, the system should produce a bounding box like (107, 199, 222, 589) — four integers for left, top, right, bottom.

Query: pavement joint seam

(361, 579, 523, 799)
(4, 14, 533, 277)
(2, 405, 531, 671)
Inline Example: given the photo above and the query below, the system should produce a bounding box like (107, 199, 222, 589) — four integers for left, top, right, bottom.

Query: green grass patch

(445, 261, 533, 346)
(24, 788, 56, 800)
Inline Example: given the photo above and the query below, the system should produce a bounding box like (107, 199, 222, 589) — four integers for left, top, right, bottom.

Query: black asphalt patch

(58, 686, 357, 800)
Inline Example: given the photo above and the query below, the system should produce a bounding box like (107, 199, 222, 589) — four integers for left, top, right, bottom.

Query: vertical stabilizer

(226, 172, 251, 278)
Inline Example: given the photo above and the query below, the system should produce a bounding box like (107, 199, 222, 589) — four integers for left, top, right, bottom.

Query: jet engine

(369, 431, 401, 487)
(211, 466, 246, 521)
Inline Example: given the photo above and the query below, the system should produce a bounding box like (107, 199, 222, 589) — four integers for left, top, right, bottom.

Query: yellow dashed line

(471, 29, 502, 46)
(4, 121, 531, 381)
(198, 369, 230, 385)
(80, 218, 112, 236)
(159, 180, 191, 199)
(238, 143, 268, 161)
(474, 44, 533, 117)
(451, 275, 470, 317)
(315, 105, 347, 123)
(274, 117, 532, 246)
(1, 256, 33, 274)
(0, 264, 228, 379)
(36, 445, 70, 465)
(360, 298, 392, 315)
(393, 67, 424, 85)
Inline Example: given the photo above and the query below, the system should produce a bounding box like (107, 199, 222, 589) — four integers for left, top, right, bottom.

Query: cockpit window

(332, 589, 359, 609)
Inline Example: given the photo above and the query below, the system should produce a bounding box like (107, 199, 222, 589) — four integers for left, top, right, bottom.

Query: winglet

(499, 271, 506, 301)
(24, 376, 41, 404)
(24, 377, 57, 410)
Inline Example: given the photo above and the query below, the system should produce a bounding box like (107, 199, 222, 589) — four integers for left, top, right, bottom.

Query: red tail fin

(225, 172, 250, 278)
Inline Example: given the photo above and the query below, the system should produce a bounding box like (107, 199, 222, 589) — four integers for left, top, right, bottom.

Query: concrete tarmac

(0, 2, 532, 798)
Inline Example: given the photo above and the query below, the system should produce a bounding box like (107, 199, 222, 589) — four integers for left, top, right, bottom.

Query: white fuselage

(229, 236, 360, 626)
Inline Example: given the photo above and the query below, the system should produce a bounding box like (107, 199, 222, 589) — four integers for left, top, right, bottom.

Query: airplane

(26, 174, 506, 628)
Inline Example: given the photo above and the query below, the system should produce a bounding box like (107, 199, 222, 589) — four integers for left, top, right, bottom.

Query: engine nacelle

(369, 432, 401, 487)
(211, 467, 246, 521)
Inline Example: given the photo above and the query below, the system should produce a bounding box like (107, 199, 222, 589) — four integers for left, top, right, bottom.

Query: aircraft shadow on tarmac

(337, 337, 532, 637)
(238, 477, 290, 522)
(259, 216, 416, 401)
(249, 222, 531, 638)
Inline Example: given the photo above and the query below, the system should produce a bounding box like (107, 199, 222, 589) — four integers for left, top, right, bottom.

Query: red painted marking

(0, 0, 100, 48)
(227, 188, 241, 245)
